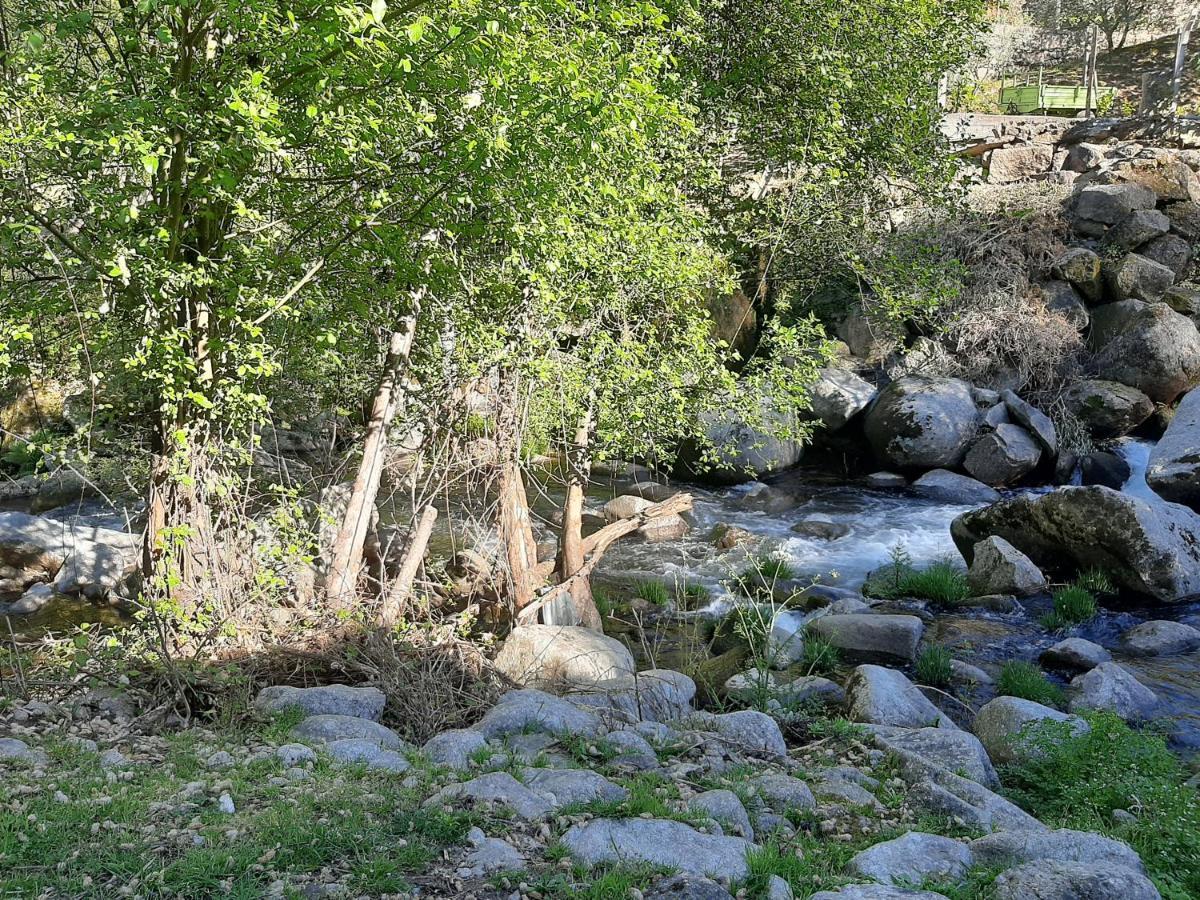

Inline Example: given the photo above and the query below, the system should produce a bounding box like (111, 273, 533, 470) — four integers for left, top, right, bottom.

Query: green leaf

(371, 0, 387, 25)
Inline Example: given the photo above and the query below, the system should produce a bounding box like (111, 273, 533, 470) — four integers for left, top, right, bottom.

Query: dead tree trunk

(325, 319, 417, 609)
(547, 407, 601, 629)
(377, 504, 438, 629)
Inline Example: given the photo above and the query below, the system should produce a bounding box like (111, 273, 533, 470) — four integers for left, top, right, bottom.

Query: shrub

(996, 660, 1063, 708)
(1040, 584, 1097, 630)
(1004, 712, 1200, 899)
(867, 559, 970, 606)
(635, 580, 671, 608)
(800, 630, 839, 675)
(914, 645, 953, 687)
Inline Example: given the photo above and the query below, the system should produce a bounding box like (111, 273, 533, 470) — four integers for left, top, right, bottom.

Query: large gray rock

(460, 828, 526, 877)
(970, 828, 1144, 873)
(291, 715, 407, 750)
(863, 377, 982, 470)
(1073, 183, 1157, 229)
(561, 818, 756, 880)
(1069, 662, 1159, 720)
(324, 738, 410, 773)
(422, 729, 489, 771)
(867, 726, 999, 789)
(520, 767, 628, 808)
(1039, 638, 1111, 672)
(811, 888, 949, 900)
(425, 772, 554, 820)
(570, 669, 696, 724)
(1001, 390, 1057, 456)
(472, 689, 602, 740)
(680, 709, 787, 758)
(7, 582, 54, 615)
(1120, 619, 1200, 656)
(973, 697, 1089, 766)
(1147, 388, 1200, 510)
(749, 772, 816, 813)
(645, 874, 735, 900)
(911, 470, 1000, 504)
(1103, 253, 1175, 302)
(493, 625, 634, 688)
(951, 486, 1200, 602)
(1092, 301, 1200, 402)
(992, 860, 1161, 900)
(688, 789, 754, 839)
(846, 665, 955, 729)
(963, 425, 1041, 487)
(807, 614, 924, 664)
(1063, 379, 1155, 437)
(988, 144, 1053, 183)
(1143, 233, 1193, 277)
(692, 403, 803, 483)
(967, 536, 1046, 597)
(1103, 209, 1170, 252)
(811, 368, 877, 431)
(1042, 280, 1090, 328)
(255, 685, 386, 721)
(0, 510, 140, 597)
(1052, 247, 1104, 302)
(848, 831, 972, 886)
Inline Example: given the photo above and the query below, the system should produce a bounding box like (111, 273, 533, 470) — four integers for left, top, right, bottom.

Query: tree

(1027, 0, 1168, 50)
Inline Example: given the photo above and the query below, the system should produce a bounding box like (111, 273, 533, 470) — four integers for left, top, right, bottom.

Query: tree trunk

(378, 504, 438, 628)
(548, 408, 601, 629)
(498, 454, 539, 613)
(325, 321, 417, 608)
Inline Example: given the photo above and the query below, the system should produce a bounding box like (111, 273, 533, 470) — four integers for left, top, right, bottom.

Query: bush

(866, 559, 970, 606)
(1004, 712, 1200, 899)
(996, 660, 1063, 708)
(914, 645, 953, 687)
(800, 630, 839, 675)
(1040, 584, 1097, 630)
(635, 580, 671, 608)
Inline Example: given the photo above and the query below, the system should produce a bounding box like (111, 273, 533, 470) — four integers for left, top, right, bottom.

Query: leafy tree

(1026, 0, 1169, 50)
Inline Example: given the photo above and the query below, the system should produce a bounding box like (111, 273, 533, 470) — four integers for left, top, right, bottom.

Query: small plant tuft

(1040, 584, 1097, 630)
(635, 580, 671, 608)
(914, 644, 953, 687)
(1074, 567, 1115, 597)
(996, 660, 1063, 708)
(800, 629, 840, 675)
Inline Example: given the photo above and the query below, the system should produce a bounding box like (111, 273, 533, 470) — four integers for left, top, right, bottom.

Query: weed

(915, 645, 953, 687)
(1075, 567, 1116, 596)
(678, 581, 713, 610)
(800, 629, 840, 675)
(865, 554, 969, 606)
(636, 580, 672, 607)
(1040, 584, 1097, 630)
(996, 660, 1063, 708)
(735, 554, 797, 598)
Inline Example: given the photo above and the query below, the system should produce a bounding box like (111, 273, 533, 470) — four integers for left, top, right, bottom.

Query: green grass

(914, 644, 953, 687)
(635, 579, 672, 607)
(526, 862, 669, 899)
(0, 730, 473, 897)
(1003, 712, 1200, 900)
(1040, 584, 1098, 630)
(678, 581, 713, 610)
(995, 660, 1064, 708)
(1074, 567, 1116, 596)
(735, 555, 797, 597)
(593, 587, 615, 619)
(866, 560, 970, 606)
(800, 629, 840, 675)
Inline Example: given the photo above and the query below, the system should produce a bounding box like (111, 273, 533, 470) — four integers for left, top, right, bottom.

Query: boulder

(324, 738, 410, 773)
(749, 772, 816, 812)
(1001, 390, 1057, 456)
(846, 665, 955, 729)
(1052, 248, 1104, 303)
(837, 304, 892, 361)
(472, 688, 602, 740)
(561, 818, 756, 880)
(1041, 280, 1090, 329)
(1165, 285, 1200, 317)
(493, 625, 634, 688)
(992, 860, 1161, 900)
(0, 510, 140, 597)
(1147, 388, 1200, 509)
(7, 582, 54, 615)
(970, 828, 1144, 873)
(966, 536, 1047, 597)
(689, 403, 803, 483)
(810, 368, 877, 431)
(807, 614, 924, 663)
(973, 696, 1089, 766)
(636, 514, 689, 543)
(1068, 662, 1158, 720)
(570, 669, 696, 723)
(1103, 254, 1175, 303)
(425, 772, 554, 820)
(811, 888, 949, 900)
(1103, 209, 1170, 252)
(848, 831, 973, 886)
(291, 715, 408, 750)
(988, 144, 1053, 183)
(460, 828, 526, 877)
(911, 470, 1000, 504)
(254, 685, 386, 721)
(1167, 199, 1200, 240)
(951, 486, 1200, 602)
(1120, 620, 1200, 656)
(1063, 142, 1107, 173)
(520, 768, 628, 808)
(963, 424, 1041, 486)
(687, 789, 754, 839)
(1073, 183, 1157, 230)
(1101, 150, 1200, 202)
(790, 518, 851, 541)
(1039, 638, 1111, 672)
(1063, 380, 1155, 437)
(645, 875, 735, 900)
(867, 726, 999, 788)
(1080, 451, 1131, 489)
(1142, 233, 1193, 277)
(422, 729, 488, 771)
(862, 377, 982, 470)
(680, 709, 787, 757)
(603, 495, 652, 522)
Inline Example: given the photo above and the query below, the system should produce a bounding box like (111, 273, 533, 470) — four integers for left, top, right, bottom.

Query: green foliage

(1004, 712, 1200, 899)
(678, 581, 713, 610)
(996, 661, 1064, 708)
(735, 555, 797, 598)
(1040, 585, 1098, 630)
(915, 645, 953, 688)
(635, 580, 672, 608)
(1075, 567, 1116, 597)
(800, 629, 840, 676)
(866, 551, 969, 606)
